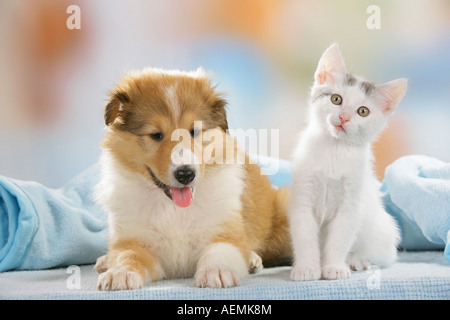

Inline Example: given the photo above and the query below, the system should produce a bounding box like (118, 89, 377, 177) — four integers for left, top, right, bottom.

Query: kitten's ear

(376, 78, 407, 114)
(314, 43, 347, 85)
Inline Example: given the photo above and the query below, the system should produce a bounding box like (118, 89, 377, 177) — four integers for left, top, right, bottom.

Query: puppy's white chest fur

(141, 205, 214, 278)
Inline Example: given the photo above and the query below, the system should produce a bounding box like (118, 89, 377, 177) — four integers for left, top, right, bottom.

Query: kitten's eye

(190, 129, 200, 138)
(149, 132, 164, 141)
(331, 94, 342, 105)
(357, 106, 370, 117)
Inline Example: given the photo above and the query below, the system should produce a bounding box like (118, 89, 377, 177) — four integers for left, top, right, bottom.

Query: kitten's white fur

(289, 44, 405, 281)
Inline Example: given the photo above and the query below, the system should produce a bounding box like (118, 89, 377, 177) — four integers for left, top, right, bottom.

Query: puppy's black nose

(174, 166, 196, 185)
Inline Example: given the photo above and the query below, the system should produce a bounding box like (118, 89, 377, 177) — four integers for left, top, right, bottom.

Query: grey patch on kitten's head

(345, 74, 358, 86)
(310, 89, 332, 103)
(360, 81, 376, 96)
(345, 73, 376, 96)
(311, 73, 375, 104)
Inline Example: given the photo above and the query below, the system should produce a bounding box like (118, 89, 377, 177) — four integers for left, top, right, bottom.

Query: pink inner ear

(317, 71, 333, 84)
(378, 78, 407, 114)
(383, 103, 393, 113)
(381, 94, 395, 113)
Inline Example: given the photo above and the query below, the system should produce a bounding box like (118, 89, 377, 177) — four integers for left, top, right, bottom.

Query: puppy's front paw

(97, 267, 143, 291)
(249, 251, 263, 274)
(94, 255, 108, 274)
(322, 264, 351, 280)
(290, 264, 321, 281)
(194, 265, 240, 288)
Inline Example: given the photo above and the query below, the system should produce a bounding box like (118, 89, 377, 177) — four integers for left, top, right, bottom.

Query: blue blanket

(0, 155, 448, 272)
(381, 155, 450, 262)
(0, 164, 107, 272)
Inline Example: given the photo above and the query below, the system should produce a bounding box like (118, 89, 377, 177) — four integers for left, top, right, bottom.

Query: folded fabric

(380, 155, 450, 262)
(0, 164, 107, 272)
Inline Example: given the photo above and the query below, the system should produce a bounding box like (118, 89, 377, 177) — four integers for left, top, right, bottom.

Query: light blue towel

(0, 164, 107, 272)
(380, 155, 450, 262)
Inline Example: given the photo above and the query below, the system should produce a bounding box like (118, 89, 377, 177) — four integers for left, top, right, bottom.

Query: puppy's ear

(212, 96, 228, 131)
(104, 90, 130, 126)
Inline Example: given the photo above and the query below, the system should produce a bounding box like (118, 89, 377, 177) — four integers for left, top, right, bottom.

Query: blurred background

(0, 0, 449, 187)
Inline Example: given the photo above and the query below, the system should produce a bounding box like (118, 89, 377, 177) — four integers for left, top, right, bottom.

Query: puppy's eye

(357, 106, 370, 117)
(190, 129, 200, 137)
(149, 132, 164, 141)
(331, 94, 342, 105)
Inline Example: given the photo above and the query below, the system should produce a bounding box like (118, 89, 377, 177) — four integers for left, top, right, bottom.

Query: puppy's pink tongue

(171, 187, 193, 208)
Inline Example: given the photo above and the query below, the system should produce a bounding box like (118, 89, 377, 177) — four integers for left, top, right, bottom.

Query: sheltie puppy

(94, 67, 291, 290)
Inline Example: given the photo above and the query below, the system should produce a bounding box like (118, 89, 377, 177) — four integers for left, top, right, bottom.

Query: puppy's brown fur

(95, 68, 291, 290)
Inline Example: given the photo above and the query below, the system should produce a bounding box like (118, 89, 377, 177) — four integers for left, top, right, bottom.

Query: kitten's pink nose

(339, 114, 349, 124)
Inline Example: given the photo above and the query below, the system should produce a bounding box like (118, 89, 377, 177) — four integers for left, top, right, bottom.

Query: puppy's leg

(97, 239, 164, 291)
(194, 241, 249, 288)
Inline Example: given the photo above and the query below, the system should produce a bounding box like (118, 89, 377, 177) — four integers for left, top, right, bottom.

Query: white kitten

(289, 44, 404, 281)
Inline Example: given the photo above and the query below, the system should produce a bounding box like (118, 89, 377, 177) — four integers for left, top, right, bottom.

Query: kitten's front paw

(347, 257, 371, 271)
(322, 264, 351, 280)
(97, 267, 143, 291)
(194, 265, 240, 288)
(291, 264, 321, 281)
